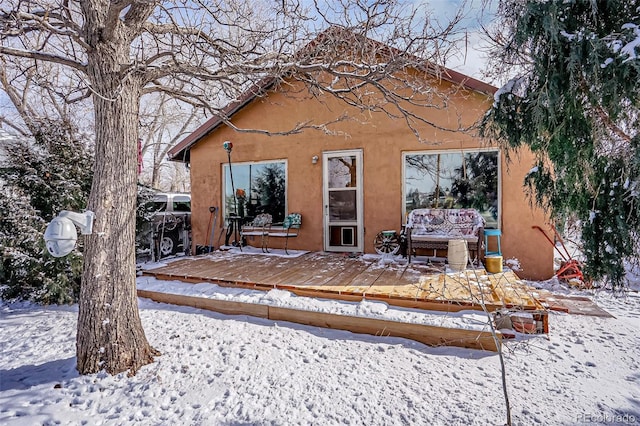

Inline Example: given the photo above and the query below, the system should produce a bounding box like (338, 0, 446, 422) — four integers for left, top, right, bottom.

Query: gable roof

(168, 29, 497, 163)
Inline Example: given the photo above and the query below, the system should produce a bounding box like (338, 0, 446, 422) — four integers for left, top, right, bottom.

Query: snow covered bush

(0, 120, 92, 304)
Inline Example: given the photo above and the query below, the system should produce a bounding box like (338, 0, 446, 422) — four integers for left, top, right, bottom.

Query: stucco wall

(187, 79, 554, 280)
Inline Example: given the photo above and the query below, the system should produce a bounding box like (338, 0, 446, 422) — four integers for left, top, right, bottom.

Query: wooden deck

(142, 251, 547, 316)
(139, 251, 556, 351)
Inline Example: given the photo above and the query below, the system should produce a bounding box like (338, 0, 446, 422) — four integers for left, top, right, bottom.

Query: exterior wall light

(312, 155, 319, 164)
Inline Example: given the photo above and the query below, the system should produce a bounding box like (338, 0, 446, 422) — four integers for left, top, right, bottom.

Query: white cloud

(445, 28, 491, 79)
(422, 0, 497, 80)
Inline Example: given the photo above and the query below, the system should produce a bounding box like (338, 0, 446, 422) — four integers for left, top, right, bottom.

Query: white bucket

(448, 239, 468, 271)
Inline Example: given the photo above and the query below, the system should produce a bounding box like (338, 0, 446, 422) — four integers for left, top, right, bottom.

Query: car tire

(159, 232, 179, 257)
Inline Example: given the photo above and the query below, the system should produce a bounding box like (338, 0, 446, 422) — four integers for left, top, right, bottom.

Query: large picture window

(223, 160, 287, 222)
(403, 150, 499, 228)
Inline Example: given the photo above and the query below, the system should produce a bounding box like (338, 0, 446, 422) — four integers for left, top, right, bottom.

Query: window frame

(401, 148, 501, 228)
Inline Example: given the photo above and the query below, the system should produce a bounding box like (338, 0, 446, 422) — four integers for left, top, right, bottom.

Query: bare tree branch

(0, 46, 86, 72)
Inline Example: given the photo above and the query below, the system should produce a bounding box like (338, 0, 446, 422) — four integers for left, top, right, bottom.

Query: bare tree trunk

(151, 161, 161, 189)
(76, 27, 158, 375)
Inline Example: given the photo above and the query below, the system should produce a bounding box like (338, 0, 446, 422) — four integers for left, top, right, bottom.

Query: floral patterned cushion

(408, 209, 484, 237)
(282, 213, 302, 230)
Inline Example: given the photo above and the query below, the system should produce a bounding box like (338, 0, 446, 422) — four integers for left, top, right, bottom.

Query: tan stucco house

(168, 36, 553, 281)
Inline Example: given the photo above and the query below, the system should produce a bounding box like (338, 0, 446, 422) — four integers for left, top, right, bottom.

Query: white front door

(323, 150, 363, 252)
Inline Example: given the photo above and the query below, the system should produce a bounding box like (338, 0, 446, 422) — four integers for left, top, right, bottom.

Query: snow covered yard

(1, 277, 639, 425)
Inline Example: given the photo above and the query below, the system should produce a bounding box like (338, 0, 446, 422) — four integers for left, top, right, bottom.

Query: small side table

(225, 214, 245, 247)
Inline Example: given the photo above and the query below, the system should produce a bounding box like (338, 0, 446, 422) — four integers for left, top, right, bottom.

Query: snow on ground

(1, 254, 639, 425)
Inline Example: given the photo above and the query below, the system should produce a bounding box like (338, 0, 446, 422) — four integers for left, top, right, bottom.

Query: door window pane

(328, 156, 357, 188)
(329, 190, 357, 221)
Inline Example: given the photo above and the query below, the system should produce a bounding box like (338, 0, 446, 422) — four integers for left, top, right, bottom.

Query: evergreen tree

(254, 164, 286, 223)
(452, 153, 499, 216)
(482, 0, 640, 287)
(0, 120, 93, 303)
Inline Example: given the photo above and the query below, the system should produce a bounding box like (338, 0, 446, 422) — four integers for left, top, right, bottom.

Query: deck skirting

(137, 289, 503, 352)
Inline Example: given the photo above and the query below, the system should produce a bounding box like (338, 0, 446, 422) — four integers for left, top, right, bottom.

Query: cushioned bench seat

(406, 208, 485, 264)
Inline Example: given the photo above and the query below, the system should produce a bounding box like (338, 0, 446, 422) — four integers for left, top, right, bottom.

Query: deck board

(489, 272, 544, 309)
(296, 256, 357, 286)
(343, 262, 387, 293)
(267, 253, 340, 288)
(184, 256, 241, 280)
(221, 256, 285, 284)
(200, 255, 271, 281)
(364, 266, 419, 299)
(302, 257, 373, 291)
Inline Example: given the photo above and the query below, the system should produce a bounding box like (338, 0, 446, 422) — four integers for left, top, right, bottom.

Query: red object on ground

(532, 225, 590, 287)
(510, 315, 537, 334)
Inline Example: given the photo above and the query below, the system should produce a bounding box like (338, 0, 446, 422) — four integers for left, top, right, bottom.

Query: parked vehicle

(137, 192, 191, 259)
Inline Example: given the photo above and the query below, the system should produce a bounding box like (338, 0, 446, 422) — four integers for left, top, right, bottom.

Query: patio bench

(406, 208, 485, 265)
(266, 213, 302, 254)
(240, 213, 302, 254)
(240, 213, 272, 252)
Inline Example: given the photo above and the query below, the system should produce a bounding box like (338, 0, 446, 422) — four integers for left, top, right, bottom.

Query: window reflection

(223, 161, 286, 222)
(329, 191, 357, 221)
(328, 156, 357, 188)
(404, 151, 499, 228)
